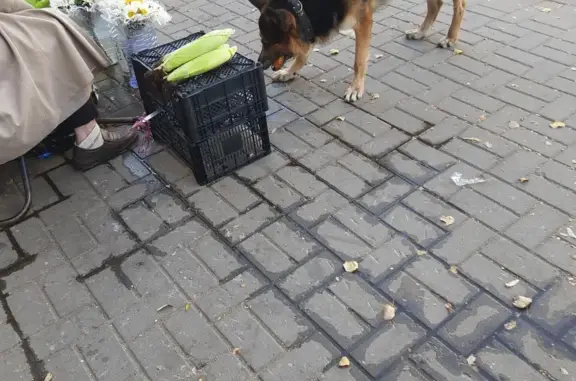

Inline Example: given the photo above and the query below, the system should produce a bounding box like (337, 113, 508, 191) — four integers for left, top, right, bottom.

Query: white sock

(77, 123, 104, 149)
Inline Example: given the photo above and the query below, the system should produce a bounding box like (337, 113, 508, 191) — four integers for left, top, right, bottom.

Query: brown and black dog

(248, 0, 465, 102)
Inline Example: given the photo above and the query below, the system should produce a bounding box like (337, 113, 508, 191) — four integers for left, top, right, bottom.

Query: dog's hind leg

(405, 0, 443, 41)
(438, 0, 465, 48)
(345, 8, 372, 102)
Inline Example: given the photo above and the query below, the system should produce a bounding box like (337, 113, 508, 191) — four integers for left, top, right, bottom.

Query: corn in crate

(132, 31, 270, 185)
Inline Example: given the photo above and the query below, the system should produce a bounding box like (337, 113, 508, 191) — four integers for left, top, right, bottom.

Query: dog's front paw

(405, 28, 426, 40)
(438, 37, 456, 48)
(272, 69, 295, 82)
(344, 83, 365, 103)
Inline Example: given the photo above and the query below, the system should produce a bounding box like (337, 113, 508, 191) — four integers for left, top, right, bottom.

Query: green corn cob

(166, 45, 237, 83)
(160, 29, 235, 73)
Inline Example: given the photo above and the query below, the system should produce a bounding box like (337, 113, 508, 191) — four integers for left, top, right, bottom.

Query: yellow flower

(137, 7, 148, 15)
(127, 10, 136, 18)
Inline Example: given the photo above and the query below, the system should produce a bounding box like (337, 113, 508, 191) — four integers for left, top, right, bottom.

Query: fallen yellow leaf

(416, 249, 427, 256)
(505, 279, 520, 288)
(382, 303, 396, 321)
(454, 48, 463, 55)
(462, 137, 482, 143)
(440, 215, 455, 226)
(550, 121, 565, 129)
(335, 116, 346, 121)
(504, 320, 517, 330)
(338, 356, 351, 368)
(329, 48, 340, 55)
(445, 302, 454, 313)
(232, 348, 241, 355)
(44, 373, 53, 381)
(343, 261, 359, 272)
(449, 265, 458, 274)
(185, 303, 191, 311)
(512, 295, 532, 309)
(519, 177, 529, 183)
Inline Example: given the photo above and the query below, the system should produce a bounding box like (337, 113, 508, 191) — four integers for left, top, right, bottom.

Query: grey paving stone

(536, 237, 576, 277)
(0, 347, 33, 381)
(262, 218, 322, 261)
(146, 190, 190, 225)
(459, 126, 519, 157)
(383, 362, 429, 381)
(290, 189, 349, 228)
(275, 166, 327, 198)
(379, 151, 437, 185)
(432, 219, 495, 265)
(402, 189, 468, 231)
(270, 128, 314, 159)
(439, 293, 511, 354)
(195, 269, 266, 319)
(382, 204, 446, 248)
(278, 251, 340, 301)
(188, 188, 238, 227)
(7, 281, 58, 337)
(398, 140, 457, 171)
(359, 128, 411, 158)
(411, 338, 488, 381)
(164, 308, 228, 367)
(254, 175, 305, 212)
(323, 119, 373, 148)
(541, 160, 576, 194)
(450, 188, 518, 230)
(469, 174, 537, 215)
(351, 313, 426, 377)
(236, 151, 290, 183)
(498, 319, 576, 381)
(129, 326, 195, 380)
(359, 176, 413, 214)
(481, 236, 561, 288)
(198, 353, 256, 381)
(312, 218, 372, 261)
(299, 141, 352, 171)
(359, 235, 418, 282)
(320, 364, 371, 381)
(110, 152, 150, 183)
(285, 119, 333, 148)
(276, 91, 319, 116)
(259, 333, 339, 381)
(527, 277, 576, 335)
(476, 339, 548, 381)
(220, 203, 278, 244)
(317, 164, 370, 198)
(147, 150, 192, 183)
(342, 108, 392, 137)
(303, 289, 369, 348)
(519, 175, 576, 216)
(504, 203, 569, 249)
(211, 177, 260, 212)
(78, 324, 135, 381)
(107, 175, 165, 211)
(460, 253, 538, 307)
(383, 271, 451, 329)
(329, 273, 389, 327)
(503, 128, 565, 157)
(121, 203, 166, 241)
(44, 347, 94, 381)
(423, 162, 484, 199)
(239, 233, 295, 278)
(379, 108, 432, 135)
(405, 256, 478, 306)
(216, 307, 284, 371)
(442, 139, 500, 170)
(333, 204, 394, 248)
(337, 152, 391, 185)
(249, 289, 314, 347)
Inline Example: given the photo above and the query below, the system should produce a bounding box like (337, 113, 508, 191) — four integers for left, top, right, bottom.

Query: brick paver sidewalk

(2, 0, 576, 379)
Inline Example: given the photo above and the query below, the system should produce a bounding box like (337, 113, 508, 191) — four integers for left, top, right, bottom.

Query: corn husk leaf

(512, 295, 532, 309)
(338, 356, 351, 368)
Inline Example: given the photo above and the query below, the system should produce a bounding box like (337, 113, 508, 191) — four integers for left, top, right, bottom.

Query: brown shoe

(72, 126, 138, 171)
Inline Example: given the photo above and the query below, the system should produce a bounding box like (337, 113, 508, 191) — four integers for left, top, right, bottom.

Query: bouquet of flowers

(96, 0, 171, 27)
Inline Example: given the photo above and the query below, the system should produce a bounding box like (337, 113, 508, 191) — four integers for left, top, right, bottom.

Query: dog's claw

(344, 85, 364, 103)
(405, 28, 426, 40)
(438, 37, 456, 48)
(271, 69, 295, 82)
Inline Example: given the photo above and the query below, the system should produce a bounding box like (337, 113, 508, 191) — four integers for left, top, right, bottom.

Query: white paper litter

(451, 172, 486, 186)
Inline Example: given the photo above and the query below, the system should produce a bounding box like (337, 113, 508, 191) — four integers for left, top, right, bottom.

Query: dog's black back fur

(268, 0, 349, 39)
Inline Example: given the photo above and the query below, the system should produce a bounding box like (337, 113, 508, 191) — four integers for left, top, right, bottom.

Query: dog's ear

(248, 0, 268, 11)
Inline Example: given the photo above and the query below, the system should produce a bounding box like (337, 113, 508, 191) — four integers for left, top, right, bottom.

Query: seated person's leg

(55, 97, 137, 170)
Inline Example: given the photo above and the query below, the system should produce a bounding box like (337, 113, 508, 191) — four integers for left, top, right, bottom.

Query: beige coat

(0, 0, 109, 165)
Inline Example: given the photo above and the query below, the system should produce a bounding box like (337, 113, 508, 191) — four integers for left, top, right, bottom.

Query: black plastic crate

(132, 32, 268, 143)
(151, 108, 270, 185)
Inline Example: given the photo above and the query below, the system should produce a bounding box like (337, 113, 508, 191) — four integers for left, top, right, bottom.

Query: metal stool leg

(0, 157, 32, 228)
